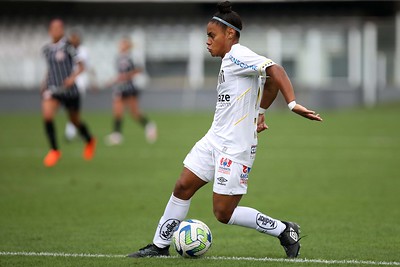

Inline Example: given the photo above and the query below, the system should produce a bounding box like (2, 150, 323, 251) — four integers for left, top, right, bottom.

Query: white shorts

(183, 137, 253, 195)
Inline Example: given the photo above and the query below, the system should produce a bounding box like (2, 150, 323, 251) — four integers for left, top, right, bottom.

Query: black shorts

(113, 88, 140, 99)
(49, 90, 81, 112)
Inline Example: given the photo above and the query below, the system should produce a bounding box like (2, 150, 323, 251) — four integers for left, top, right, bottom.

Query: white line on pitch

(0, 251, 399, 266)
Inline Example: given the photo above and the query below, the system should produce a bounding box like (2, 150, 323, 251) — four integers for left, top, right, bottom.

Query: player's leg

(42, 97, 61, 167)
(128, 168, 207, 258)
(126, 95, 157, 143)
(128, 137, 214, 258)
(64, 85, 85, 141)
(212, 157, 300, 258)
(105, 95, 124, 145)
(67, 100, 96, 160)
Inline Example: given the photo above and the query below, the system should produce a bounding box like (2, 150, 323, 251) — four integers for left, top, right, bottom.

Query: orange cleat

(43, 150, 61, 167)
(83, 138, 96, 161)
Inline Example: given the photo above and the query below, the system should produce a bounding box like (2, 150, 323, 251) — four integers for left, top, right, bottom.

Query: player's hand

(63, 76, 75, 88)
(292, 104, 323, 121)
(257, 113, 269, 133)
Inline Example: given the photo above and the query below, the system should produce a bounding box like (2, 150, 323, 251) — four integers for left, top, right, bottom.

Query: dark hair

(211, 1, 242, 38)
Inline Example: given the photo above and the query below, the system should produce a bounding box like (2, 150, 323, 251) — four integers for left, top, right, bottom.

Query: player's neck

(221, 40, 239, 58)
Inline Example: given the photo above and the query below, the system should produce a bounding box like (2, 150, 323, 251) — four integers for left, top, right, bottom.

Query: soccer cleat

(105, 132, 123, 146)
(145, 122, 158, 144)
(83, 138, 96, 160)
(43, 150, 61, 167)
(127, 244, 170, 258)
(278, 221, 301, 258)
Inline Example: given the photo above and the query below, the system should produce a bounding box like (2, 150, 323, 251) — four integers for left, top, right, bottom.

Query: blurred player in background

(64, 29, 93, 141)
(128, 1, 322, 259)
(41, 19, 96, 167)
(105, 37, 157, 146)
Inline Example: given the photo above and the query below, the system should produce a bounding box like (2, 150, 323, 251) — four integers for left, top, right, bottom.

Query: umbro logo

(217, 177, 228, 186)
(289, 227, 298, 242)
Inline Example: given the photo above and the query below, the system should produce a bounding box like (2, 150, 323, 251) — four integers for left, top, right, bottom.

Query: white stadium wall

(0, 1, 399, 110)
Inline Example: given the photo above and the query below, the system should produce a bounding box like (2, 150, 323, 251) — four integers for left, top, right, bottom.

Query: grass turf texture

(0, 104, 399, 267)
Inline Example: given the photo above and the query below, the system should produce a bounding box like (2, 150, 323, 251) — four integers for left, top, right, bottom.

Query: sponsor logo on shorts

(256, 213, 277, 230)
(218, 157, 232, 174)
(240, 165, 251, 178)
(240, 165, 251, 185)
(217, 177, 228, 186)
(159, 219, 180, 240)
(240, 177, 248, 185)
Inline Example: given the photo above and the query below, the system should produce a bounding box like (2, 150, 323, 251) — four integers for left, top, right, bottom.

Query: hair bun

(217, 1, 232, 14)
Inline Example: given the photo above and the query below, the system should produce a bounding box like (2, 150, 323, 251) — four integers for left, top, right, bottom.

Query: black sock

(78, 122, 92, 143)
(139, 116, 149, 128)
(114, 118, 122, 133)
(44, 120, 58, 150)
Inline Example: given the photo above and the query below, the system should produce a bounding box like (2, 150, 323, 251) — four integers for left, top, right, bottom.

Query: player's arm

(265, 64, 322, 121)
(257, 77, 279, 133)
(64, 61, 84, 88)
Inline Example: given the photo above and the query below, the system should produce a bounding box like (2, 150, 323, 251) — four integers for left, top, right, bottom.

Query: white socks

(153, 194, 191, 248)
(152, 195, 285, 248)
(228, 206, 286, 237)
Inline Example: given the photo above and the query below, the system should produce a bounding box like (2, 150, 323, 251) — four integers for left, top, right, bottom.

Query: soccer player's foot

(83, 138, 96, 160)
(43, 150, 61, 167)
(105, 132, 123, 146)
(145, 122, 157, 144)
(278, 221, 301, 258)
(127, 244, 170, 258)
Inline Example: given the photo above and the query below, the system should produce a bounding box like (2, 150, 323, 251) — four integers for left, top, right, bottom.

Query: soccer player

(105, 37, 157, 145)
(41, 19, 96, 167)
(128, 1, 322, 258)
(64, 30, 93, 141)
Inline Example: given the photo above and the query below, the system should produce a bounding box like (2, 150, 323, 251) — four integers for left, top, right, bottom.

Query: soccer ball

(172, 219, 212, 258)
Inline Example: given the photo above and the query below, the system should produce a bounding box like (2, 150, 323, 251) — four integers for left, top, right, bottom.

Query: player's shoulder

(42, 43, 51, 53)
(231, 44, 263, 58)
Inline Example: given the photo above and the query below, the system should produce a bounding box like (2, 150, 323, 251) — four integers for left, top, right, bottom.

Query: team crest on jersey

(55, 50, 65, 61)
(218, 157, 232, 175)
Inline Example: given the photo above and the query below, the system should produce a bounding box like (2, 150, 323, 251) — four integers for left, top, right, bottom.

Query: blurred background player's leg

(67, 108, 96, 160)
(105, 95, 124, 146)
(42, 96, 61, 167)
(64, 30, 89, 142)
(126, 95, 157, 144)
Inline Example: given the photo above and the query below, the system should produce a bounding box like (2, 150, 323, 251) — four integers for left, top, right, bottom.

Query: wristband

(259, 107, 267, 115)
(288, 101, 297, 111)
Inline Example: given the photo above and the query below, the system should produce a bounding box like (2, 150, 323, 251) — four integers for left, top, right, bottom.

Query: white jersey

(205, 44, 275, 166)
(74, 46, 90, 95)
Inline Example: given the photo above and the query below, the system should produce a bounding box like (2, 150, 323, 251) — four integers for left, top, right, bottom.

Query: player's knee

(213, 208, 232, 224)
(173, 179, 192, 198)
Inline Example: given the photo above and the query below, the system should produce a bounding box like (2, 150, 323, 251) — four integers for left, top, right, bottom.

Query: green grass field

(0, 104, 399, 267)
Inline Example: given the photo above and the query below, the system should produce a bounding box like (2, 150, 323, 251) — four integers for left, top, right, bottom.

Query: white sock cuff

(227, 207, 239, 225)
(170, 193, 191, 206)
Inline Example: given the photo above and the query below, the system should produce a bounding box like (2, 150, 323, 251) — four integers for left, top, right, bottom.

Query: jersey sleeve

(229, 51, 275, 77)
(76, 47, 88, 67)
(66, 43, 80, 64)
